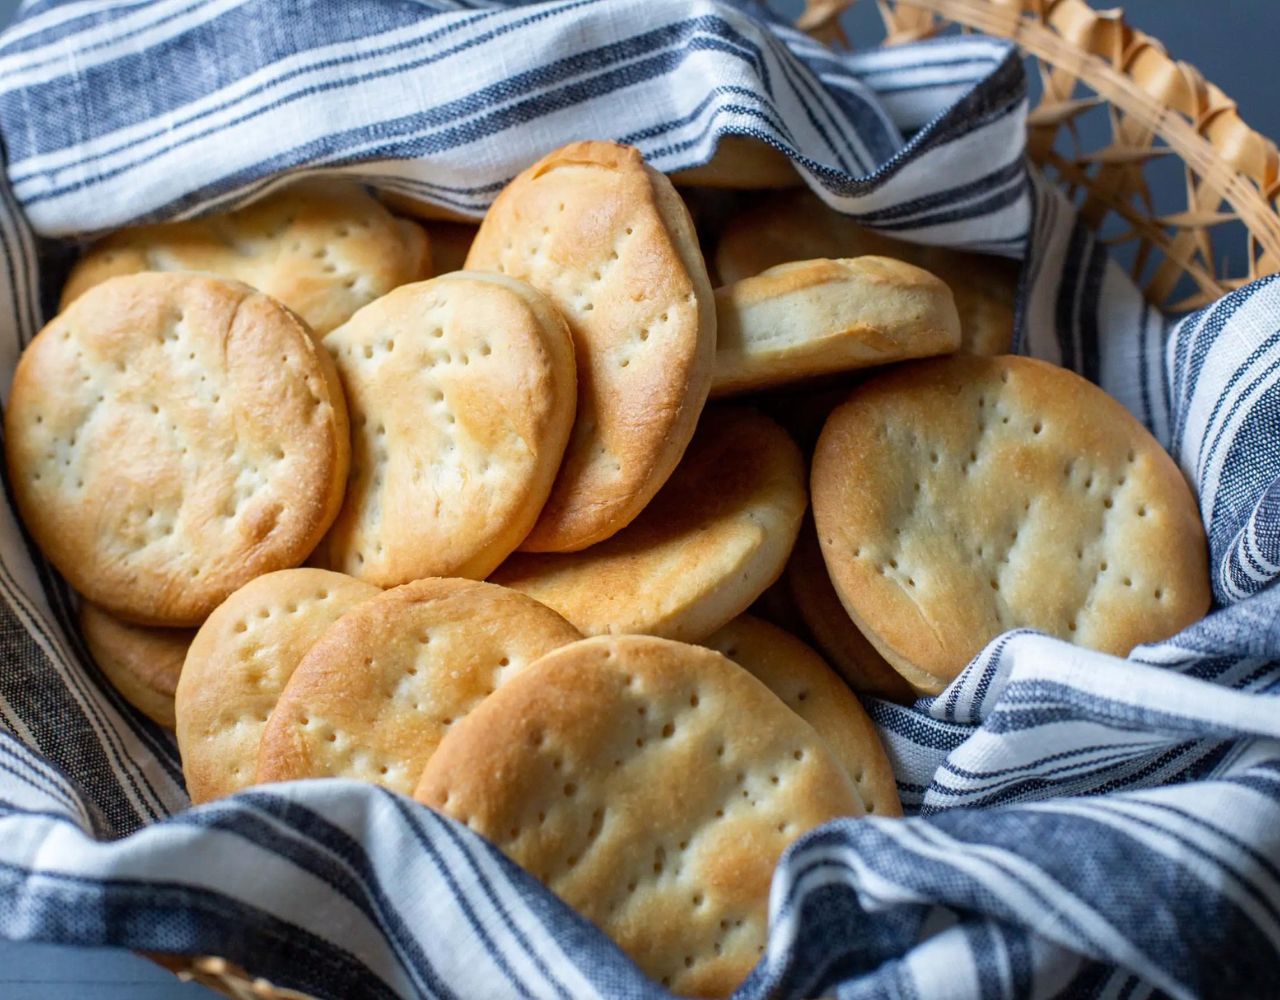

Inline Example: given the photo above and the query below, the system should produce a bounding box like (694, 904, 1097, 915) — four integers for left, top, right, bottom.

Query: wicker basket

(804, 0, 1280, 310)
(156, 1, 1280, 996)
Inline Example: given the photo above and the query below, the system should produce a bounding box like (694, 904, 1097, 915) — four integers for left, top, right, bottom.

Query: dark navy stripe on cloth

(0, 2, 1273, 998)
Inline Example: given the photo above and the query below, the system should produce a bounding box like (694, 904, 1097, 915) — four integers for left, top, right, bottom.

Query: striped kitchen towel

(0, 1, 1275, 997)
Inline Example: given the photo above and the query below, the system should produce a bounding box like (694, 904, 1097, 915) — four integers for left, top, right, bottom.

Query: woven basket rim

(803, 0, 1280, 311)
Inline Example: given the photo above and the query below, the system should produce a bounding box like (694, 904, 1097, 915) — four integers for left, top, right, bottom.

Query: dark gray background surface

(0, 1, 1272, 997)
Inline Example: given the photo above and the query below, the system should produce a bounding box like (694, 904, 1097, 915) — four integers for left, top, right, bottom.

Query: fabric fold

(0, 2, 1275, 997)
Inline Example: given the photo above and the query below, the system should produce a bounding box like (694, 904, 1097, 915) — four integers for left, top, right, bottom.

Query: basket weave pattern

(148, 954, 316, 999)
(802, 0, 1280, 311)
(153, 2, 1280, 996)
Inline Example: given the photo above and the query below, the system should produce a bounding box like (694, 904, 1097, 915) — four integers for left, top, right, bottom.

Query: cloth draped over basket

(0, 1, 1276, 997)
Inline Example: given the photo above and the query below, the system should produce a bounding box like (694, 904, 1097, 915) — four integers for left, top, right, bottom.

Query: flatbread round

(314, 272, 577, 585)
(256, 578, 580, 795)
(467, 140, 716, 552)
(812, 354, 1211, 693)
(715, 189, 1017, 356)
(80, 604, 192, 728)
(711, 256, 960, 396)
(62, 180, 431, 335)
(176, 569, 380, 803)
(6, 272, 349, 625)
(416, 634, 860, 997)
(704, 615, 901, 817)
(787, 518, 916, 703)
(492, 407, 806, 642)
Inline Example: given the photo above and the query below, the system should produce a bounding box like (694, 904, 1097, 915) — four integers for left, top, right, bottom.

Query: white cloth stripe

(0, 3, 1274, 998)
(1, 0, 188, 53)
(0, 0, 244, 84)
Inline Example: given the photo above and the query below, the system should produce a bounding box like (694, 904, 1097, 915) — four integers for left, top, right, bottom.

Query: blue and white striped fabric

(0, 2, 1276, 998)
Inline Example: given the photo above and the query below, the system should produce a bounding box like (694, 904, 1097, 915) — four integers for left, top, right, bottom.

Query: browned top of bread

(467, 141, 715, 552)
(6, 272, 349, 625)
(812, 354, 1211, 693)
(417, 634, 860, 998)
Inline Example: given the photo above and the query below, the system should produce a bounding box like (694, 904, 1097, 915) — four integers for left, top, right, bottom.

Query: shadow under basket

(154, 0, 1280, 996)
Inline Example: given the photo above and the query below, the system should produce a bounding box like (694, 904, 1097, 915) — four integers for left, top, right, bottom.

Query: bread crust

(712, 256, 961, 396)
(417, 634, 860, 998)
(812, 354, 1211, 693)
(492, 408, 806, 642)
(704, 614, 902, 817)
(63, 179, 432, 334)
(80, 603, 192, 728)
(467, 141, 716, 552)
(256, 578, 580, 795)
(176, 568, 379, 803)
(716, 189, 1018, 355)
(315, 272, 577, 585)
(6, 272, 350, 625)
